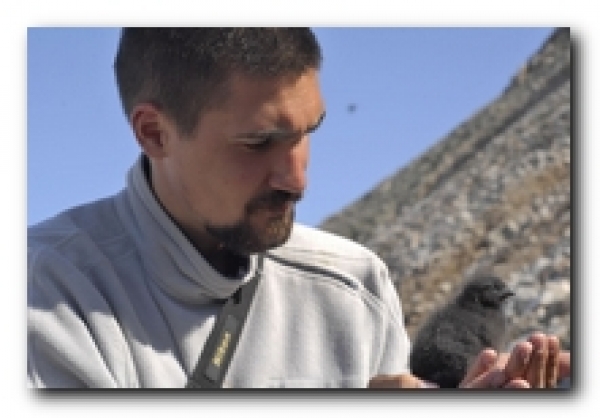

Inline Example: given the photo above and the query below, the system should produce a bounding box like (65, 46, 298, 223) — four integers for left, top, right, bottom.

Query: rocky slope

(319, 28, 571, 351)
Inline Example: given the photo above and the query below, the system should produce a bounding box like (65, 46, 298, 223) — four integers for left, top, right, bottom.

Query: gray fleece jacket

(27, 156, 410, 388)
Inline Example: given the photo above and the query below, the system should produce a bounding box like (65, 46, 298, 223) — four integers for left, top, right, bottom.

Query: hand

(460, 332, 570, 389)
(368, 332, 570, 389)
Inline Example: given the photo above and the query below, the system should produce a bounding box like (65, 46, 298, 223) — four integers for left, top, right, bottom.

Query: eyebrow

(234, 111, 326, 141)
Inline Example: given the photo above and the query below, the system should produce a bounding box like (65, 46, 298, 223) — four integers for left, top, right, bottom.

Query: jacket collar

(120, 154, 259, 303)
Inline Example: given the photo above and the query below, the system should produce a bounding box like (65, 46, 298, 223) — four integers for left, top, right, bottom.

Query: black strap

(186, 256, 263, 389)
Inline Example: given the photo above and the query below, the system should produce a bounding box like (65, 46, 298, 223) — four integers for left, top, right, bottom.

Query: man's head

(114, 28, 325, 260)
(115, 28, 322, 137)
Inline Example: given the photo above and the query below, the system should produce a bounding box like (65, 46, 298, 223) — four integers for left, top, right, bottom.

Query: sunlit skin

(131, 69, 325, 275)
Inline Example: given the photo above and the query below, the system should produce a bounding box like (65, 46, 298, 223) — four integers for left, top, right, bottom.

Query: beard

(205, 190, 301, 255)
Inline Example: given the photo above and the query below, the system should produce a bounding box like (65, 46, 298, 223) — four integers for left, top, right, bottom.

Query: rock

(319, 28, 571, 350)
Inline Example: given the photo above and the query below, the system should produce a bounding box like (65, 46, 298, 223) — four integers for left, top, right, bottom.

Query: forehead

(216, 69, 325, 128)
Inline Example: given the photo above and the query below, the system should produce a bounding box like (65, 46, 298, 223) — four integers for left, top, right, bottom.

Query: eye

(237, 135, 276, 152)
(243, 138, 273, 151)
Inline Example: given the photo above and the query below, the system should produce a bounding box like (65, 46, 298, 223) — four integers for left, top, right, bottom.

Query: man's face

(149, 69, 325, 255)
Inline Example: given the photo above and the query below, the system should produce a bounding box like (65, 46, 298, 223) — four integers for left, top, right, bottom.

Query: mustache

(246, 190, 302, 212)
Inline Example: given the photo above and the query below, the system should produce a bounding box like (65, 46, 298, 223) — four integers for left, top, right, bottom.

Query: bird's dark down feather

(409, 275, 515, 388)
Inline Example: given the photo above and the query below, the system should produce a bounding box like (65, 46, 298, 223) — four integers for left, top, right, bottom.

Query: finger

(461, 351, 509, 389)
(463, 366, 505, 389)
(466, 365, 534, 389)
(503, 341, 533, 382)
(503, 378, 531, 389)
(525, 333, 549, 388)
(545, 336, 561, 388)
(465, 343, 535, 389)
(368, 373, 438, 389)
(461, 348, 498, 386)
(558, 351, 571, 381)
(368, 374, 406, 388)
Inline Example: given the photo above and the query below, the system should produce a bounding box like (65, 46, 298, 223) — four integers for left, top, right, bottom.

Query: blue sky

(27, 27, 555, 227)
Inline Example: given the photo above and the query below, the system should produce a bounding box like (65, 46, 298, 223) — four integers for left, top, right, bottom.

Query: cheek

(226, 148, 272, 184)
(233, 162, 264, 185)
(168, 149, 237, 222)
(207, 155, 267, 217)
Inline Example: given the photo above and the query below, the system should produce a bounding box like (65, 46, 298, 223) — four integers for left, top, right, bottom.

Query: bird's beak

(500, 290, 515, 301)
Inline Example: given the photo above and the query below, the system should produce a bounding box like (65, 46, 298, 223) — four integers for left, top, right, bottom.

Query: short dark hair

(114, 28, 322, 136)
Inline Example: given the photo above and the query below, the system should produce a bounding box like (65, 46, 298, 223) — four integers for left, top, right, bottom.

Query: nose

(268, 137, 309, 195)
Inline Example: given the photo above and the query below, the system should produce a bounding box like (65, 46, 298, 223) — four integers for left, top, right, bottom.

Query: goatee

(206, 190, 301, 255)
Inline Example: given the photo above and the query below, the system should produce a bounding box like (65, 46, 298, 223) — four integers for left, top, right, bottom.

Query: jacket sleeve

(371, 256, 412, 377)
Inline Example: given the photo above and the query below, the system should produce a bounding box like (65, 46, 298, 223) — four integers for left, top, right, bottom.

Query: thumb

(460, 349, 498, 387)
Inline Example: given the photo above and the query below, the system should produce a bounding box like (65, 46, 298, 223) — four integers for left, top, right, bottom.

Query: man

(28, 28, 569, 389)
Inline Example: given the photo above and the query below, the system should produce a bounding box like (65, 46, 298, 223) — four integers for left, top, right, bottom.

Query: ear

(130, 103, 173, 159)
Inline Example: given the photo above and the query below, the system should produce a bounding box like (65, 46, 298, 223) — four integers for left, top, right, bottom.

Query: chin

(250, 213, 295, 252)
(208, 210, 295, 255)
(265, 221, 294, 247)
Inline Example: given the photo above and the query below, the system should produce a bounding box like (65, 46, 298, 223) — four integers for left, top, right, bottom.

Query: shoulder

(28, 196, 129, 281)
(268, 223, 399, 313)
(28, 210, 82, 273)
(271, 223, 386, 274)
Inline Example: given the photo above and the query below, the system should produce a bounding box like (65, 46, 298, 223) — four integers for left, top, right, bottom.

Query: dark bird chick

(409, 275, 515, 388)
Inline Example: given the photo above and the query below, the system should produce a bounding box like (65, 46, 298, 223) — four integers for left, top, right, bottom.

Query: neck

(202, 246, 248, 278)
(177, 223, 249, 277)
